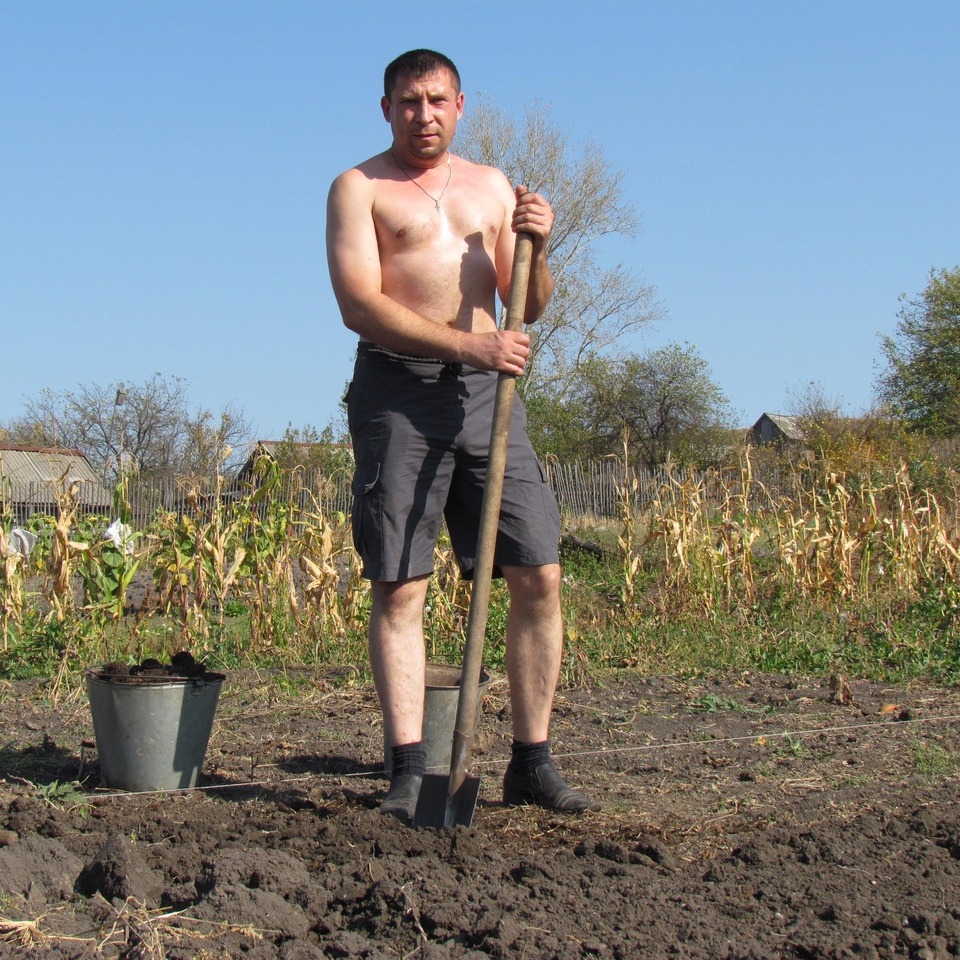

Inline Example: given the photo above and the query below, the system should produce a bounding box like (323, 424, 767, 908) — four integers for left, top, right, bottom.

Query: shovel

(412, 231, 535, 829)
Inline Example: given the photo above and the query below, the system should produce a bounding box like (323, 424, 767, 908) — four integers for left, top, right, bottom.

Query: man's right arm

(326, 169, 530, 374)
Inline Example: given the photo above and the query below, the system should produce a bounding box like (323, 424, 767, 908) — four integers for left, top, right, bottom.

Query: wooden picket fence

(543, 458, 792, 520)
(3, 458, 795, 530)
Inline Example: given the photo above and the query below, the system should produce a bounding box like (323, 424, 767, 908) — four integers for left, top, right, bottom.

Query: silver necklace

(395, 153, 453, 212)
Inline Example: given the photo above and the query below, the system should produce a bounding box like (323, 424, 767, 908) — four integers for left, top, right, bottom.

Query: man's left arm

(497, 182, 555, 322)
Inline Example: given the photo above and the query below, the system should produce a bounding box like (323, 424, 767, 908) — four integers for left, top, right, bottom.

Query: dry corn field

(636, 457, 960, 614)
(3, 452, 960, 670)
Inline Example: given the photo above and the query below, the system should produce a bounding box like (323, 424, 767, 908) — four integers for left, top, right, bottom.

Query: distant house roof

(751, 413, 806, 446)
(0, 444, 111, 507)
(253, 441, 284, 460)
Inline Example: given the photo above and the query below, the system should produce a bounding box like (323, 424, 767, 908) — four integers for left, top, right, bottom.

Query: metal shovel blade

(412, 772, 481, 829)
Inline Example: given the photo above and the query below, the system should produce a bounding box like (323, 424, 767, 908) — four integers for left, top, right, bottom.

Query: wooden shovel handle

(501, 233, 535, 334)
(448, 232, 535, 795)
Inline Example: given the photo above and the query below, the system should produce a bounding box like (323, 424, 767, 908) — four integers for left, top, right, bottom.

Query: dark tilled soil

(2, 667, 960, 959)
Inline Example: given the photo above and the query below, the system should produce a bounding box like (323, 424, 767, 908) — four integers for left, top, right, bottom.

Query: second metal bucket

(384, 662, 490, 774)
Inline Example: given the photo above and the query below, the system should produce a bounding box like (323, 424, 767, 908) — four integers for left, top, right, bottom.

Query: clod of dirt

(0, 834, 82, 907)
(171, 650, 206, 675)
(634, 837, 675, 869)
(100, 661, 131, 676)
(191, 850, 319, 939)
(278, 942, 326, 960)
(76, 832, 163, 904)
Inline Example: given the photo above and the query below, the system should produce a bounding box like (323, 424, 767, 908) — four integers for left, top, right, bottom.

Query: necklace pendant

(393, 150, 452, 214)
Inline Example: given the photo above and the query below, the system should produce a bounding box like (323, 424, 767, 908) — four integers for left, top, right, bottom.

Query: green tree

(528, 344, 734, 471)
(878, 266, 960, 436)
(270, 422, 353, 476)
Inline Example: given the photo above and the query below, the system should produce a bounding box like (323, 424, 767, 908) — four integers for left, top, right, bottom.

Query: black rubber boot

(380, 741, 426, 823)
(379, 773, 423, 823)
(503, 759, 599, 813)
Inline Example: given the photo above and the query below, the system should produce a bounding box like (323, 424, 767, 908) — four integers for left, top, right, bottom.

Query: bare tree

(786, 380, 845, 424)
(179, 405, 253, 480)
(458, 98, 661, 398)
(6, 374, 253, 483)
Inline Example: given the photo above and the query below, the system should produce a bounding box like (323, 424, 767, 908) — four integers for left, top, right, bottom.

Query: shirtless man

(326, 49, 596, 822)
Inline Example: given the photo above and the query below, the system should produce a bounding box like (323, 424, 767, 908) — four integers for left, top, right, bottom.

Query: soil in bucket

(86, 652, 225, 793)
(384, 662, 490, 775)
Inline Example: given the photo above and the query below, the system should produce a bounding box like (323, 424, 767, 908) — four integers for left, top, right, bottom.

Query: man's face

(381, 68, 464, 165)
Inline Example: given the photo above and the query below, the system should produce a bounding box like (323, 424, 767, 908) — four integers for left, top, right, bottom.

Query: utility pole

(105, 384, 127, 485)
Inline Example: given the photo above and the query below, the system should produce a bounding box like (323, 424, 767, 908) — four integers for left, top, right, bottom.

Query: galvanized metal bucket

(86, 668, 224, 792)
(383, 662, 490, 774)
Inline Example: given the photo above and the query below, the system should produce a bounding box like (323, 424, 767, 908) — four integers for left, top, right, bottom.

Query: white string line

(86, 710, 960, 802)
(541, 710, 960, 764)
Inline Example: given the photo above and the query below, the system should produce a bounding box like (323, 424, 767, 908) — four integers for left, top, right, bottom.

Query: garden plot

(2, 669, 960, 959)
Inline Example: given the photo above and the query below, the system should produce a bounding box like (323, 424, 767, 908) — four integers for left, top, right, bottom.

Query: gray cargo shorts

(346, 342, 561, 582)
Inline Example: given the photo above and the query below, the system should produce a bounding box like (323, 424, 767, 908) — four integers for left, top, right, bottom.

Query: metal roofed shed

(751, 413, 806, 447)
(0, 444, 112, 521)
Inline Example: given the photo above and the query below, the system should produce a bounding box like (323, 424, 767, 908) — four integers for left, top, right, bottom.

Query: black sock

(390, 741, 426, 779)
(509, 739, 551, 776)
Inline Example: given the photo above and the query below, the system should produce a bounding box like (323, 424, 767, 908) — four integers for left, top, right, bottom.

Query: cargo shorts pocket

(350, 461, 382, 566)
(351, 461, 380, 497)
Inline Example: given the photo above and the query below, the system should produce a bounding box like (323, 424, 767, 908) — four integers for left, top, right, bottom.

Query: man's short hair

(384, 49, 461, 99)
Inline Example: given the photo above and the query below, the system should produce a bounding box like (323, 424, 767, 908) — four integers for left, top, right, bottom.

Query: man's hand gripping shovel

(412, 232, 535, 829)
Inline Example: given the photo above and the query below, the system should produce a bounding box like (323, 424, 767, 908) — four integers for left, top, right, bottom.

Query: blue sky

(3, 0, 957, 442)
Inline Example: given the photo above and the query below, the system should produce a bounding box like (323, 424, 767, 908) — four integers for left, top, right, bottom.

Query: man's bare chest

(374, 186, 503, 254)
